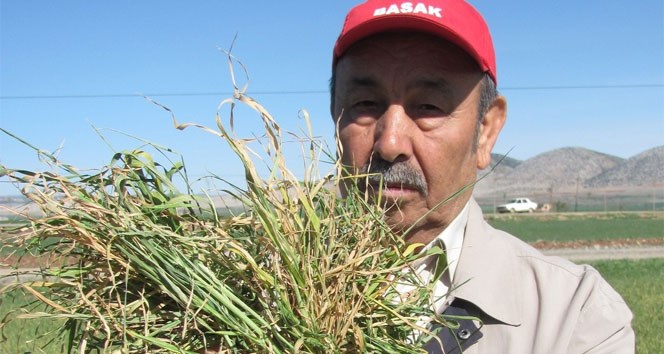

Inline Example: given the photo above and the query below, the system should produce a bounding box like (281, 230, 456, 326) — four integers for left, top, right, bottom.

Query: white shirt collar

(414, 200, 470, 283)
(432, 200, 469, 282)
(395, 200, 471, 314)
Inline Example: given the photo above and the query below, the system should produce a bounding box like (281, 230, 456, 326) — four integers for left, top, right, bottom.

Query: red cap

(333, 0, 497, 84)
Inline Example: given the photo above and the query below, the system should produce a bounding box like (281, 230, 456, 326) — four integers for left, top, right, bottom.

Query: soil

(533, 238, 664, 262)
(531, 237, 664, 250)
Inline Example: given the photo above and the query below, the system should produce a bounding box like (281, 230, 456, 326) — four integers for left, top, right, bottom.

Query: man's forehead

(337, 32, 480, 72)
(336, 35, 481, 93)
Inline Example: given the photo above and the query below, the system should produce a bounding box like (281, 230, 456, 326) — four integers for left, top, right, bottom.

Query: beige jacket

(425, 199, 635, 353)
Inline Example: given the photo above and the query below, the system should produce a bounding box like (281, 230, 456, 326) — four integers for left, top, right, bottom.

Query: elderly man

(331, 1, 635, 353)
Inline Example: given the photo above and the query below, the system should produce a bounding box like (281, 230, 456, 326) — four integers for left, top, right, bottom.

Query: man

(331, 1, 635, 353)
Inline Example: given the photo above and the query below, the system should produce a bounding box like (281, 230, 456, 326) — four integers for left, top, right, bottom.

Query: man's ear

(476, 96, 507, 169)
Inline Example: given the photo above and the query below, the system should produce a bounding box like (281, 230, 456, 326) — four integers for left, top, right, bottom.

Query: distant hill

(489, 153, 521, 169)
(585, 146, 664, 189)
(474, 146, 663, 197)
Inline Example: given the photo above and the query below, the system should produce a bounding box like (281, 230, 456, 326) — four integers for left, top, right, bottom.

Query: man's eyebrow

(346, 76, 380, 89)
(408, 78, 453, 94)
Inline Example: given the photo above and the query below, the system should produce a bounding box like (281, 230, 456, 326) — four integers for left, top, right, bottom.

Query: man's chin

(382, 208, 419, 232)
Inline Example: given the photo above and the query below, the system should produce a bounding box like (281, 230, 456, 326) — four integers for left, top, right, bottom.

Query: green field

(0, 288, 67, 354)
(486, 212, 664, 243)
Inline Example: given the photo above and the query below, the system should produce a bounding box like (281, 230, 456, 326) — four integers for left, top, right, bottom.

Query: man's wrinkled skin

(333, 32, 506, 246)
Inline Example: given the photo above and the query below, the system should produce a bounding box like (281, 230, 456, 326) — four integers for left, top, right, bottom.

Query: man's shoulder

(485, 216, 632, 320)
(459, 230, 635, 353)
(484, 219, 616, 291)
(465, 199, 630, 309)
(461, 209, 634, 352)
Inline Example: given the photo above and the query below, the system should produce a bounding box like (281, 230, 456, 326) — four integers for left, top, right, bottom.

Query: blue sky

(1, 1, 663, 196)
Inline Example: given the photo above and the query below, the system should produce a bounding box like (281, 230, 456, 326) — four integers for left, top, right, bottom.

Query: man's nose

(373, 105, 413, 163)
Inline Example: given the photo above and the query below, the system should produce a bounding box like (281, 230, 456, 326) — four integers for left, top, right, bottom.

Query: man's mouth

(366, 180, 424, 198)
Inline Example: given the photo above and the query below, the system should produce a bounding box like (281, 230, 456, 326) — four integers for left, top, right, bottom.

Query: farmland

(485, 211, 664, 244)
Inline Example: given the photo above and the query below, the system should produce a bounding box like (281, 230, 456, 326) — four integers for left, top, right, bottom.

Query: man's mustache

(359, 158, 428, 197)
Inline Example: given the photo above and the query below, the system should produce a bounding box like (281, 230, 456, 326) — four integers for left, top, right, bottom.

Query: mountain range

(473, 146, 664, 197)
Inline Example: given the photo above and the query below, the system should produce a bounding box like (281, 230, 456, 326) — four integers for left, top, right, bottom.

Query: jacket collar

(449, 198, 523, 326)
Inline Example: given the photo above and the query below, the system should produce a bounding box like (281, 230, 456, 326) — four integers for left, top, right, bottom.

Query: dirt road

(543, 246, 664, 262)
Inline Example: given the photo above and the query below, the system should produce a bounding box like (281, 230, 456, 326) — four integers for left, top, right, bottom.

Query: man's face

(333, 33, 495, 245)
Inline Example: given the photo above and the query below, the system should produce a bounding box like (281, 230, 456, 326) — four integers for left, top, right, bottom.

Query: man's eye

(412, 103, 448, 118)
(352, 100, 378, 109)
(418, 103, 441, 112)
(343, 100, 380, 125)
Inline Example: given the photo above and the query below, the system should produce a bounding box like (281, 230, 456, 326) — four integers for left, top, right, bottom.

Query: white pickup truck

(496, 198, 538, 213)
